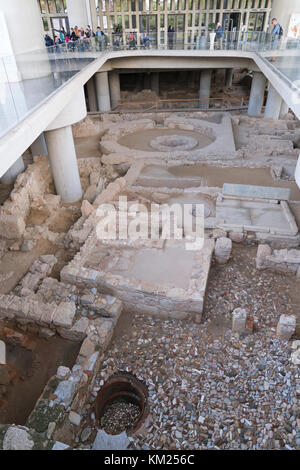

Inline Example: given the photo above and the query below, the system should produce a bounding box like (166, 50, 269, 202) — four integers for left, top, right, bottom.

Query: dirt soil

(0, 332, 80, 425)
(74, 135, 101, 158)
(0, 239, 57, 294)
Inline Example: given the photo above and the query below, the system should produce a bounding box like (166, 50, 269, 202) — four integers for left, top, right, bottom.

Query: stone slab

(222, 184, 291, 201)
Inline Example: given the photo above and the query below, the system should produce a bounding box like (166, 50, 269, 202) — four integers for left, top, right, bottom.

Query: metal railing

(1, 29, 300, 139)
(44, 30, 286, 53)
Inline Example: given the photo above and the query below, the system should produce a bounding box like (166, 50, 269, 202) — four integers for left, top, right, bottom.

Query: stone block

(79, 337, 96, 358)
(276, 315, 296, 341)
(69, 411, 81, 426)
(53, 302, 76, 329)
(3, 426, 34, 450)
(81, 200, 94, 218)
(56, 366, 71, 379)
(232, 308, 248, 333)
(0, 215, 25, 239)
(214, 237, 232, 264)
(256, 244, 272, 269)
(229, 231, 245, 243)
(57, 317, 89, 342)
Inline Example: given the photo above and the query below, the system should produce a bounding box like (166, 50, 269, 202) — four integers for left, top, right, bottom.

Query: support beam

(109, 71, 121, 110)
(86, 77, 98, 112)
(30, 133, 48, 156)
(187, 71, 195, 90)
(264, 84, 283, 120)
(0, 157, 24, 184)
(44, 126, 82, 203)
(199, 69, 212, 110)
(144, 72, 151, 89)
(225, 68, 233, 87)
(280, 101, 289, 119)
(248, 72, 267, 117)
(95, 72, 111, 112)
(150, 72, 159, 96)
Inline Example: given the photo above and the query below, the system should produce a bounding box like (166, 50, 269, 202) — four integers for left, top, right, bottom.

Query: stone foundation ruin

(0, 110, 300, 450)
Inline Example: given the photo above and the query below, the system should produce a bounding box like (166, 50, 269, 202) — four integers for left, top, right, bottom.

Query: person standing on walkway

(271, 18, 282, 49)
(216, 22, 223, 50)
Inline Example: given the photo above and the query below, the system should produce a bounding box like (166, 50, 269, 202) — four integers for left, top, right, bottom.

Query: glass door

(167, 14, 185, 47)
(139, 14, 158, 44)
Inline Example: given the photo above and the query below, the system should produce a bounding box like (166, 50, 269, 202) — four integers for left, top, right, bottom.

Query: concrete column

(0, 0, 45, 56)
(30, 133, 48, 156)
(150, 72, 159, 96)
(144, 73, 151, 90)
(86, 77, 98, 112)
(199, 70, 212, 110)
(0, 157, 25, 184)
(225, 68, 234, 87)
(44, 125, 82, 203)
(187, 71, 195, 90)
(264, 85, 283, 120)
(248, 72, 267, 117)
(66, 0, 89, 29)
(109, 71, 121, 110)
(280, 101, 289, 119)
(95, 72, 111, 112)
(0, 0, 50, 81)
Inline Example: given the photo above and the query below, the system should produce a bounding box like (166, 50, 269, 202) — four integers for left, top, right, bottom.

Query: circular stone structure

(95, 372, 148, 435)
(150, 135, 198, 152)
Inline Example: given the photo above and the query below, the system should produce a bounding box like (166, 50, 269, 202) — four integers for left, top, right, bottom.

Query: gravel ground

(100, 399, 140, 435)
(81, 245, 300, 450)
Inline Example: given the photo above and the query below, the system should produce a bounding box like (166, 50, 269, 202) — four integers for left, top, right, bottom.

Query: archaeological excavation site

(1, 99, 300, 451)
(1, 0, 300, 449)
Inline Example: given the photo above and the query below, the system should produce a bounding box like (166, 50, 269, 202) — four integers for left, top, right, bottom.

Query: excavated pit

(1, 109, 300, 450)
(96, 373, 148, 435)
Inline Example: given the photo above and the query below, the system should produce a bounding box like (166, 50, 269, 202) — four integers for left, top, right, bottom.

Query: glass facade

(38, 0, 273, 42)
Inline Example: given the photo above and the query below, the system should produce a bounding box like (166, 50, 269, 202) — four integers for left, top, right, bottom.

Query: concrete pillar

(187, 71, 195, 90)
(44, 126, 82, 203)
(30, 133, 48, 156)
(248, 72, 267, 117)
(144, 72, 151, 90)
(66, 0, 89, 29)
(150, 72, 159, 96)
(109, 71, 121, 110)
(86, 77, 98, 112)
(225, 68, 234, 87)
(0, 157, 25, 184)
(0, 0, 50, 81)
(0, 0, 45, 56)
(199, 70, 212, 110)
(280, 101, 289, 119)
(95, 72, 111, 112)
(264, 84, 283, 120)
